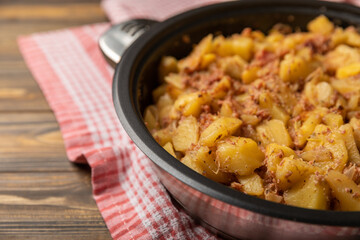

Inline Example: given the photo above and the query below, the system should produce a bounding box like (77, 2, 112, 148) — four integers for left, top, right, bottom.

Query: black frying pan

(108, 0, 360, 239)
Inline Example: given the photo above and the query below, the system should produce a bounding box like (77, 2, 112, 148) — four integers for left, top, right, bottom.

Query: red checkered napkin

(17, 0, 360, 239)
(17, 0, 231, 239)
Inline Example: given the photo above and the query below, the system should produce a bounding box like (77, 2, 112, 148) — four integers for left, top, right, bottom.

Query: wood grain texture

(0, 0, 112, 239)
(0, 113, 80, 172)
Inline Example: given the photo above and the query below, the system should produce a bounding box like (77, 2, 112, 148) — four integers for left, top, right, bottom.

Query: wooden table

(0, 0, 112, 239)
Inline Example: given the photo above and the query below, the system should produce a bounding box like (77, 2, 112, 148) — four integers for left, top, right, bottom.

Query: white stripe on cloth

(101, 0, 231, 23)
(32, 30, 126, 153)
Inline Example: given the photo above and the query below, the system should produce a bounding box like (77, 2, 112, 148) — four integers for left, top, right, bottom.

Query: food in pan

(144, 15, 360, 211)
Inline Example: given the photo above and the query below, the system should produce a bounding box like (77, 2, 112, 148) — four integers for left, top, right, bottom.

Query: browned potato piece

(303, 124, 348, 172)
(280, 53, 312, 83)
(331, 77, 360, 95)
(181, 146, 233, 183)
(323, 113, 343, 129)
(174, 91, 210, 117)
(214, 35, 254, 61)
(336, 62, 360, 79)
(220, 102, 233, 117)
(165, 73, 184, 89)
(258, 93, 289, 124)
(159, 56, 178, 82)
(153, 123, 175, 147)
(325, 44, 360, 72)
(210, 76, 231, 99)
(236, 173, 264, 196)
(172, 116, 199, 153)
(144, 105, 159, 131)
(256, 119, 293, 147)
(275, 156, 316, 190)
(307, 15, 334, 35)
(241, 66, 260, 84)
(216, 136, 264, 176)
(199, 117, 242, 147)
(284, 174, 329, 210)
(326, 170, 360, 211)
(178, 34, 213, 71)
(339, 124, 360, 165)
(294, 111, 322, 148)
(163, 142, 177, 158)
(350, 117, 360, 148)
(218, 56, 246, 80)
(265, 143, 296, 173)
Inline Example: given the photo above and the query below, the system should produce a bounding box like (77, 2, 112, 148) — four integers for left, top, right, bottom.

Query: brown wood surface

(0, 1, 112, 239)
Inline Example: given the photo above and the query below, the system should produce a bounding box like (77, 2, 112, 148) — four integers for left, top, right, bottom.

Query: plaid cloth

(17, 0, 360, 239)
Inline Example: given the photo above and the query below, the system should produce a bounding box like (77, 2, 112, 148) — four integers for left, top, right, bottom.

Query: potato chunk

(280, 53, 312, 82)
(307, 15, 334, 35)
(159, 56, 178, 82)
(304, 124, 348, 171)
(216, 136, 264, 176)
(218, 56, 246, 79)
(178, 34, 213, 71)
(172, 116, 199, 153)
(331, 77, 360, 95)
(339, 124, 360, 165)
(325, 44, 360, 72)
(181, 146, 233, 183)
(199, 117, 242, 147)
(256, 119, 293, 147)
(294, 111, 322, 148)
(265, 143, 296, 173)
(241, 66, 260, 84)
(323, 113, 343, 129)
(284, 174, 329, 210)
(144, 105, 159, 131)
(153, 123, 175, 147)
(336, 62, 360, 79)
(326, 170, 360, 211)
(275, 156, 316, 190)
(236, 173, 264, 196)
(165, 73, 184, 89)
(163, 142, 177, 158)
(214, 35, 254, 61)
(350, 117, 360, 148)
(259, 93, 289, 124)
(210, 76, 231, 99)
(174, 91, 210, 117)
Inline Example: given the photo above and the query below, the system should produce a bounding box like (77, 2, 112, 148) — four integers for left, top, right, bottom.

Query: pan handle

(99, 19, 159, 67)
